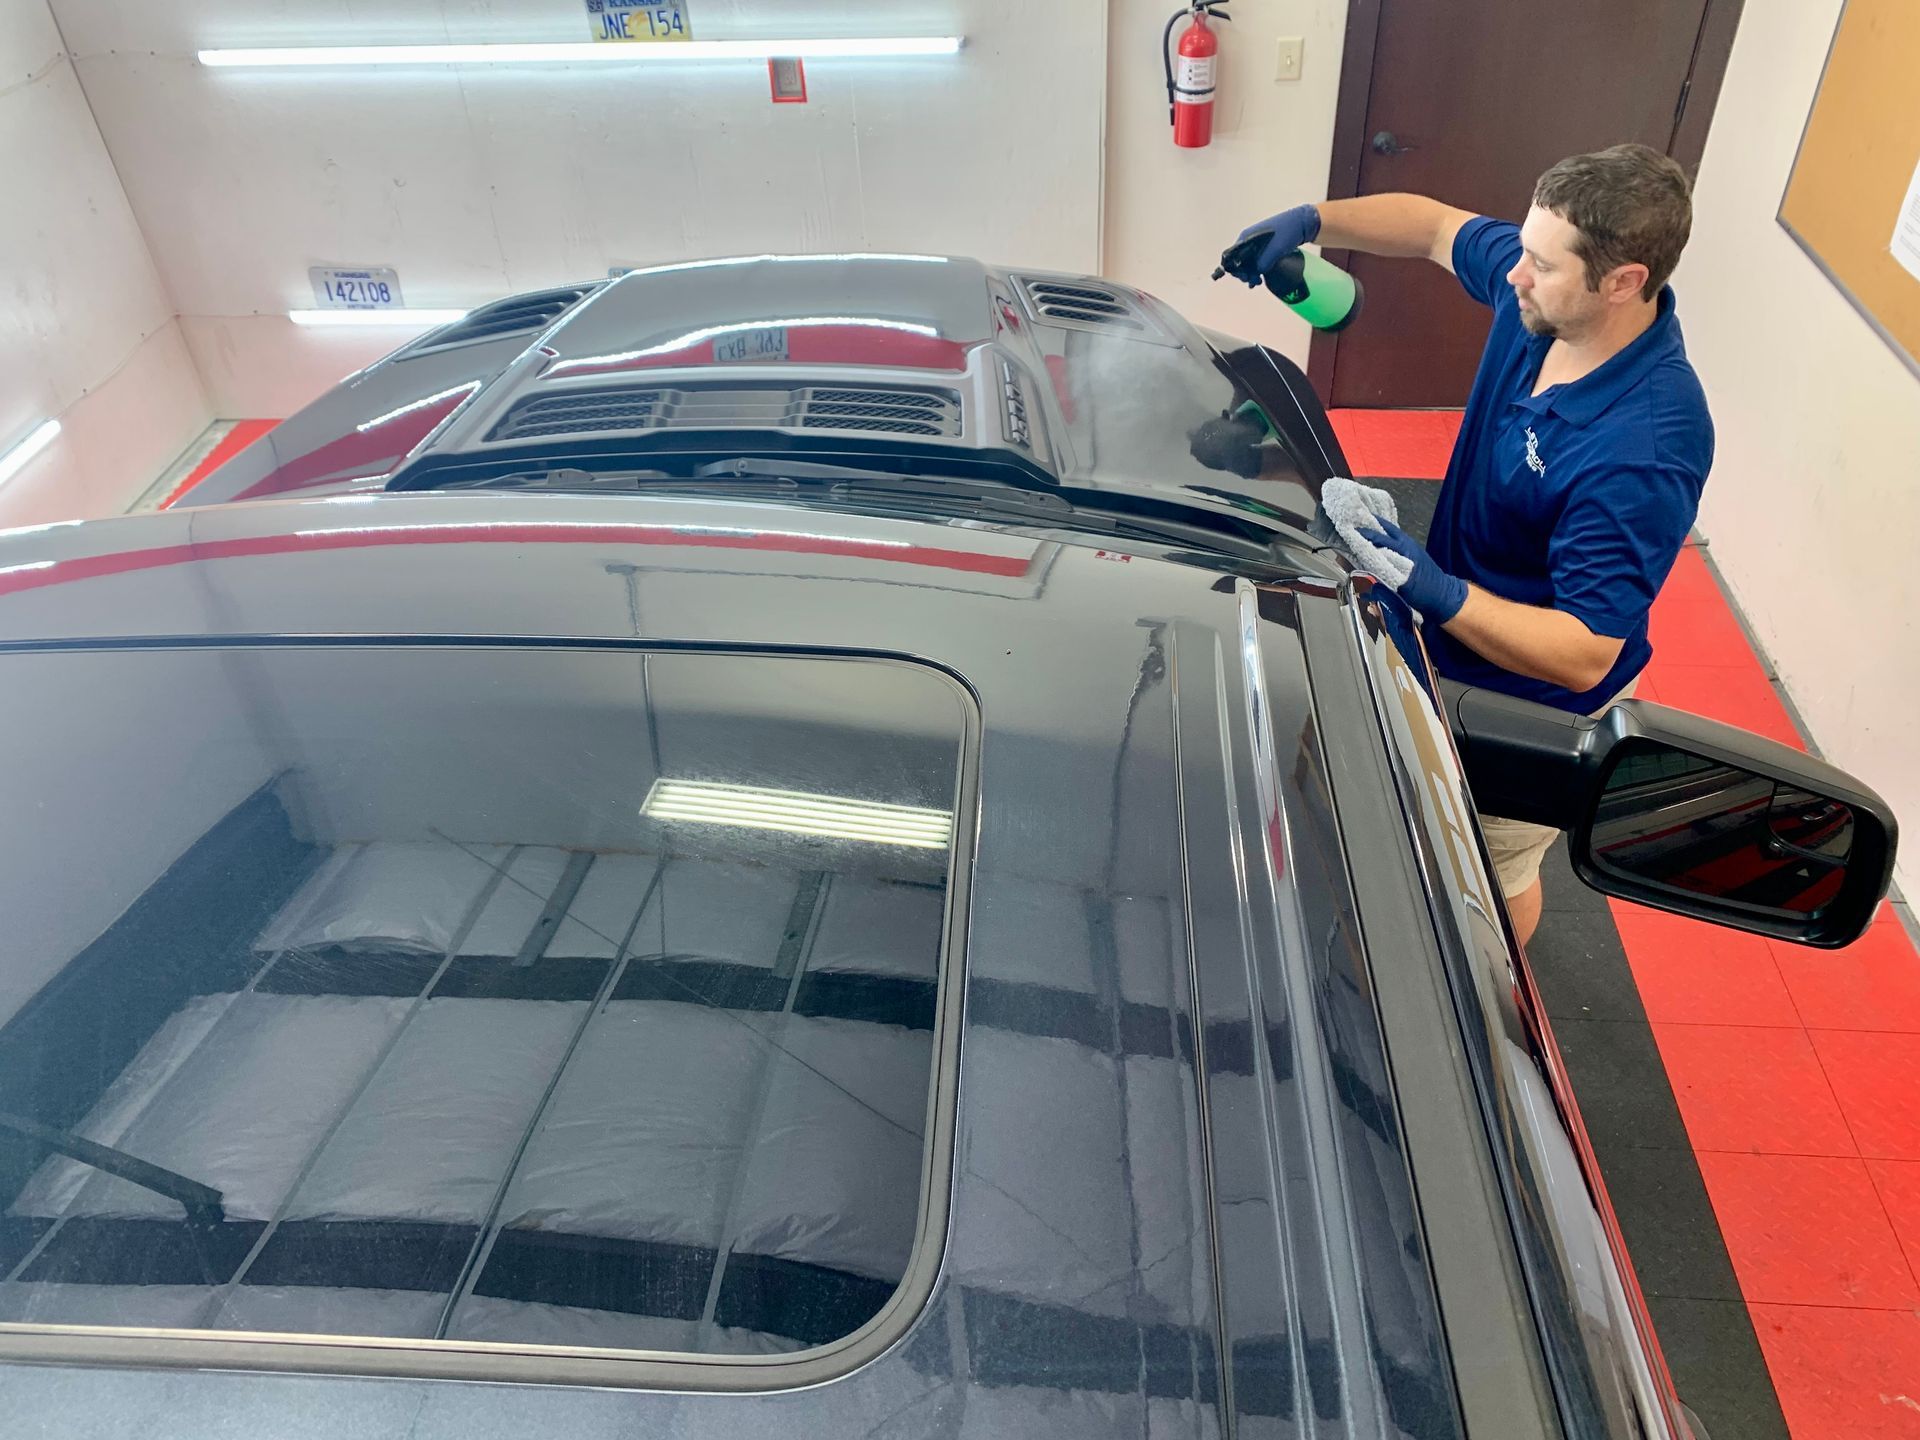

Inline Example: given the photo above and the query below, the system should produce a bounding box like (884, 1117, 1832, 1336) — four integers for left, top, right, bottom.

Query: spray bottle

(1212, 237, 1365, 331)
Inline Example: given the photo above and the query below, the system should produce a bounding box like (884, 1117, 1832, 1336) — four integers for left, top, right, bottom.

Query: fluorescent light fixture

(644, 779, 952, 849)
(288, 308, 468, 327)
(0, 420, 60, 489)
(200, 38, 963, 68)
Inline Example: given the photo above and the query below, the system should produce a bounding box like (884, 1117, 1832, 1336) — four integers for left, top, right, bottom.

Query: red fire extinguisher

(1164, 2, 1230, 149)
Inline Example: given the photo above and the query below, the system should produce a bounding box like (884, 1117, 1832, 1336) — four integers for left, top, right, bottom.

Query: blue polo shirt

(1424, 216, 1713, 712)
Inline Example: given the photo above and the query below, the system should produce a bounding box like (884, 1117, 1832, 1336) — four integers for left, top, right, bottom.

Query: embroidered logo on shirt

(1524, 427, 1546, 477)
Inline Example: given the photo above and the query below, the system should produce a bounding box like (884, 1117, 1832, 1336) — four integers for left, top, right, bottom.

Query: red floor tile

(1614, 906, 1800, 1026)
(1656, 543, 1725, 610)
(1652, 1023, 1856, 1155)
(1811, 1031, 1920, 1161)
(1774, 922, 1920, 1033)
(1647, 594, 1763, 670)
(1696, 1152, 1918, 1308)
(1639, 664, 1806, 750)
(1324, 411, 1373, 473)
(1867, 1161, 1920, 1286)
(1750, 1304, 1920, 1439)
(1326, 409, 1462, 479)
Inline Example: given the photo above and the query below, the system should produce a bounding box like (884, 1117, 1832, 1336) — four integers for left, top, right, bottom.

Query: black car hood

(168, 256, 1340, 549)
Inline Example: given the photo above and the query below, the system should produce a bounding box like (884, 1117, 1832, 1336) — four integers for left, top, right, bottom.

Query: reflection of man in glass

(1187, 402, 1281, 481)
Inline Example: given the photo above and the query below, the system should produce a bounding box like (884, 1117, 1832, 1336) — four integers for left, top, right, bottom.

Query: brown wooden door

(1322, 0, 1737, 409)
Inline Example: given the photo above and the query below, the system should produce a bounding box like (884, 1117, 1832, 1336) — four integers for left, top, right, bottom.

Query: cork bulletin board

(1778, 0, 1920, 378)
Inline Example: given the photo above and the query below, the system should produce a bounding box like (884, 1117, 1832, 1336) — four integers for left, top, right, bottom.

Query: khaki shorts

(1479, 677, 1638, 899)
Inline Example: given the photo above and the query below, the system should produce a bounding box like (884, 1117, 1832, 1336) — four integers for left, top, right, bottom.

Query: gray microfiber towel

(1321, 476, 1412, 589)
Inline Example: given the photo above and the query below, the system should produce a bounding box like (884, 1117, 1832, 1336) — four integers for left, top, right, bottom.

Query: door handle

(1371, 130, 1416, 157)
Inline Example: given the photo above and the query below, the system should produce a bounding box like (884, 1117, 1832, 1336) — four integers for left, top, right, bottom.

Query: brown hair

(1533, 143, 1693, 301)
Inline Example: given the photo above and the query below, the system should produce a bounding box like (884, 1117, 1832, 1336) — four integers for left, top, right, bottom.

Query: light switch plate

(1276, 36, 1303, 81)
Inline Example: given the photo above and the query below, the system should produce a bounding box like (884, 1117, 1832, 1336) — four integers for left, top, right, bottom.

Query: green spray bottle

(1212, 238, 1365, 331)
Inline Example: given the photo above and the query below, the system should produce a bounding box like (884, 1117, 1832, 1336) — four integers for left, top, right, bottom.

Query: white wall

(1105, 0, 1350, 364)
(0, 2, 211, 526)
(1674, 0, 1920, 903)
(35, 0, 1352, 423)
(50, 0, 1107, 417)
(0, 650, 276, 1025)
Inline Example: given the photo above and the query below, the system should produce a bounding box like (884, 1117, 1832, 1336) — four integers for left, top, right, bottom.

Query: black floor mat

(1362, 476, 1442, 543)
(1527, 839, 1789, 1439)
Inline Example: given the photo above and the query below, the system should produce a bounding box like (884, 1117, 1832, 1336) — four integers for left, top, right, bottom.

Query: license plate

(586, 0, 692, 42)
(715, 327, 789, 363)
(310, 267, 403, 310)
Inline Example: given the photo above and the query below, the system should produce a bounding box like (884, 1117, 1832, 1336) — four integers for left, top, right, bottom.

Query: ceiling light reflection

(643, 779, 952, 849)
(552, 316, 939, 373)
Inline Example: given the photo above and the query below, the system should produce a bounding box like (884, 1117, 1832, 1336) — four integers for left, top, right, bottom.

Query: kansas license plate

(587, 0, 692, 42)
(310, 267, 403, 310)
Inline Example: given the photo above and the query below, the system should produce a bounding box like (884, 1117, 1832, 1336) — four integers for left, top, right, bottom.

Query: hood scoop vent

(1015, 277, 1177, 345)
(488, 383, 962, 442)
(400, 286, 595, 359)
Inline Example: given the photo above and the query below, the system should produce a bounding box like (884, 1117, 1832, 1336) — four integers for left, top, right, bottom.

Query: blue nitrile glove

(1224, 205, 1323, 287)
(1360, 516, 1470, 623)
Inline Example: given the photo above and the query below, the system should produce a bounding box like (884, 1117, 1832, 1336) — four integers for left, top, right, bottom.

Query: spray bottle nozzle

(1212, 233, 1268, 284)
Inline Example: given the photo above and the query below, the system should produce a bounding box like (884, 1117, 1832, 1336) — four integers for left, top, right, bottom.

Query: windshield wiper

(419, 457, 1076, 517)
(697, 457, 1084, 521)
(692, 456, 926, 485)
(424, 459, 909, 492)
(0, 1110, 226, 1225)
(431, 467, 671, 492)
(412, 457, 1277, 563)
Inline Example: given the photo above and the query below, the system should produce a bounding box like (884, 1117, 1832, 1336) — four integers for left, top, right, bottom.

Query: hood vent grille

(488, 384, 962, 443)
(400, 286, 595, 359)
(1000, 363, 1032, 450)
(1015, 276, 1177, 345)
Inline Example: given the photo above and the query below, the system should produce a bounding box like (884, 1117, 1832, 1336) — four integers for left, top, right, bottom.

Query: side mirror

(1574, 736, 1890, 945)
(1442, 682, 1897, 948)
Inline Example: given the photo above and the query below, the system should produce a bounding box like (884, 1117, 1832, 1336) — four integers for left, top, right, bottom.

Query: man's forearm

(1439, 585, 1623, 693)
(1317, 194, 1473, 268)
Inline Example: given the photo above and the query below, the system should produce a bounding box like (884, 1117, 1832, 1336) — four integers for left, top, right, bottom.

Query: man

(1227, 144, 1713, 945)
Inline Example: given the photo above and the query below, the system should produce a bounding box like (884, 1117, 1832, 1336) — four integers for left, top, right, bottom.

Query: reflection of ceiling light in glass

(551, 316, 939, 373)
(613, 254, 950, 280)
(644, 780, 951, 849)
(0, 420, 60, 490)
(200, 39, 965, 68)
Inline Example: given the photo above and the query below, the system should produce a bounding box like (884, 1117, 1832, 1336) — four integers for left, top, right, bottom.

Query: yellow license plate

(589, 1, 691, 43)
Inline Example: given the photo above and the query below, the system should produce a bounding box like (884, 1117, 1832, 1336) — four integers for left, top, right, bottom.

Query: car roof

(0, 493, 1459, 1435)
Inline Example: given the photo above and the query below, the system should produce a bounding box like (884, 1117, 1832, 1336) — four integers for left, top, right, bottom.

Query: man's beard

(1518, 306, 1558, 338)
